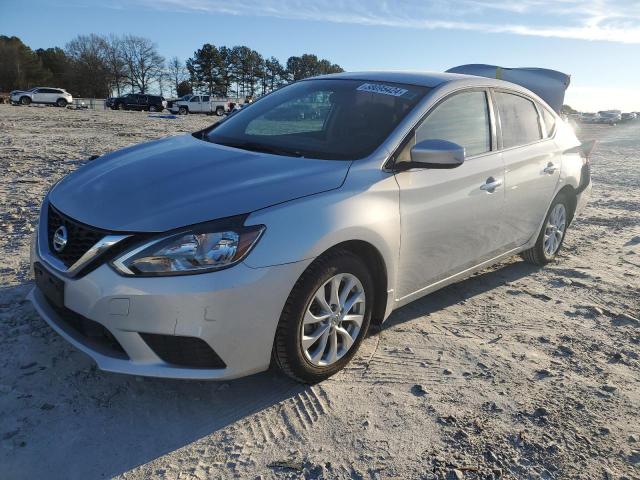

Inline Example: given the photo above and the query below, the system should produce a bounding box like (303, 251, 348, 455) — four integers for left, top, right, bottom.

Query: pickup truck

(168, 95, 230, 116)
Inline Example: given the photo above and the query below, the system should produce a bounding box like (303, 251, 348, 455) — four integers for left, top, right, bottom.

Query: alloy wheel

(543, 203, 566, 257)
(300, 273, 365, 367)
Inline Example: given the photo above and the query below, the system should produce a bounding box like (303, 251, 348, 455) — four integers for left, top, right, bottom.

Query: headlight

(111, 225, 265, 276)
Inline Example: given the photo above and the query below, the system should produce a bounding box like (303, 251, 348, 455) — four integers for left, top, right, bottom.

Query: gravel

(1, 105, 639, 479)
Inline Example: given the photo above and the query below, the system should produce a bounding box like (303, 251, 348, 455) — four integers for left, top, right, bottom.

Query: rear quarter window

(540, 107, 556, 137)
(495, 92, 542, 148)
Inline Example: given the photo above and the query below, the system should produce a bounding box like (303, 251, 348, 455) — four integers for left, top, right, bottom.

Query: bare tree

(103, 35, 128, 96)
(167, 56, 186, 97)
(65, 34, 110, 97)
(121, 35, 164, 94)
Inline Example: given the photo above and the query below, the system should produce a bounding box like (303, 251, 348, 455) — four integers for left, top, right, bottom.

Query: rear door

(137, 95, 148, 110)
(494, 90, 560, 247)
(394, 89, 507, 300)
(126, 94, 138, 108)
(201, 95, 211, 113)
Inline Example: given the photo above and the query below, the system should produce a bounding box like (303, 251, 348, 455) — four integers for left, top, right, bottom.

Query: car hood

(49, 134, 351, 232)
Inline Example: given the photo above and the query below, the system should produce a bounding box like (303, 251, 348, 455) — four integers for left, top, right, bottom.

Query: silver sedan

(30, 71, 592, 383)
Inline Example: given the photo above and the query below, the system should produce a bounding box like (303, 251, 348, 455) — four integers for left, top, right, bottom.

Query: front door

(32, 88, 47, 103)
(395, 89, 507, 301)
(189, 95, 202, 112)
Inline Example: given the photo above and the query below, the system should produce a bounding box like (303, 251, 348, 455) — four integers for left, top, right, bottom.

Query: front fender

(244, 169, 400, 296)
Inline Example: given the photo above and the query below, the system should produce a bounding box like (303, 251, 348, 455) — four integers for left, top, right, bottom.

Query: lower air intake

(140, 333, 227, 369)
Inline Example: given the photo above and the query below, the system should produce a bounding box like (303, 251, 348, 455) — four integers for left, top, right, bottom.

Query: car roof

(309, 71, 510, 88)
(308, 70, 556, 112)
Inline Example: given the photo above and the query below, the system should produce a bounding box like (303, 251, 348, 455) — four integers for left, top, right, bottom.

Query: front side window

(496, 92, 542, 148)
(204, 79, 429, 160)
(415, 90, 491, 157)
(190, 96, 200, 103)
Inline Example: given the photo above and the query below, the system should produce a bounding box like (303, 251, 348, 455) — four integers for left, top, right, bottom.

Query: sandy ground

(0, 104, 638, 480)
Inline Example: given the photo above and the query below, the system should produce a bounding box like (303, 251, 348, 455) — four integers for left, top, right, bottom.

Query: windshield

(202, 79, 429, 160)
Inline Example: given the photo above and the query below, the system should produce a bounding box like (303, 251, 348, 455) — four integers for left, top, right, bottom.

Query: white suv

(10, 87, 73, 107)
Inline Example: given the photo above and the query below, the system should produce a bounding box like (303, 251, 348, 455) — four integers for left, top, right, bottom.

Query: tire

(20, 96, 31, 105)
(118, 103, 126, 111)
(178, 106, 188, 115)
(56, 98, 67, 108)
(521, 193, 570, 266)
(149, 105, 158, 112)
(215, 107, 225, 116)
(273, 249, 373, 383)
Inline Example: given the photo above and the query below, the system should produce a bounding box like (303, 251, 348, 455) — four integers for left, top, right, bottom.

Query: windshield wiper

(217, 141, 304, 158)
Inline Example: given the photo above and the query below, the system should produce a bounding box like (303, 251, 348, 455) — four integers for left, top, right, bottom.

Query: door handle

(480, 177, 503, 192)
(543, 162, 557, 174)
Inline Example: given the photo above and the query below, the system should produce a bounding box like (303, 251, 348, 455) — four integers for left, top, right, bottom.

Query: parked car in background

(10, 87, 73, 107)
(596, 111, 622, 125)
(106, 93, 166, 112)
(579, 113, 600, 124)
(621, 112, 637, 122)
(168, 94, 230, 116)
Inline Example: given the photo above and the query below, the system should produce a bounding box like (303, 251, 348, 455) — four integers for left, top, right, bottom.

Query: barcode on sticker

(357, 83, 409, 97)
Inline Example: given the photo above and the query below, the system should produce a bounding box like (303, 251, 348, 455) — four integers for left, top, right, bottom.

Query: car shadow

(0, 282, 309, 480)
(380, 258, 539, 329)
(0, 258, 539, 479)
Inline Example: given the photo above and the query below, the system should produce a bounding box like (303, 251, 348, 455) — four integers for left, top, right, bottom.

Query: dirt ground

(0, 104, 638, 480)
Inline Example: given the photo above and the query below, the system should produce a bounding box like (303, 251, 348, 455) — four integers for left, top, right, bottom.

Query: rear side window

(416, 90, 491, 156)
(495, 92, 542, 148)
(540, 107, 556, 137)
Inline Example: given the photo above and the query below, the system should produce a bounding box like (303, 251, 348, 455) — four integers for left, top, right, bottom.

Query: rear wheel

(56, 98, 67, 107)
(273, 249, 373, 383)
(20, 96, 31, 105)
(521, 193, 569, 266)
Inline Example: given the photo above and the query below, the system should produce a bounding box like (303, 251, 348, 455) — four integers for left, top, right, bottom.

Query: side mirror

(396, 139, 465, 171)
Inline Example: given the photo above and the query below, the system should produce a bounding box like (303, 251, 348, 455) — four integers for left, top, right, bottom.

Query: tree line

(0, 35, 343, 99)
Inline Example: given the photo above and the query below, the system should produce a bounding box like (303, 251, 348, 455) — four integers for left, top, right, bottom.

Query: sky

(2, 0, 639, 111)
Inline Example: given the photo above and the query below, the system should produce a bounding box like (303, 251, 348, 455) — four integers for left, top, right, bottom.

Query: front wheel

(149, 105, 158, 112)
(178, 106, 188, 115)
(273, 249, 373, 383)
(521, 193, 570, 266)
(215, 107, 225, 116)
(118, 103, 126, 110)
(20, 96, 31, 105)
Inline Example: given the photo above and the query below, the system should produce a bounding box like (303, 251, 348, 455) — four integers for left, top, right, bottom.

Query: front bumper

(29, 240, 311, 380)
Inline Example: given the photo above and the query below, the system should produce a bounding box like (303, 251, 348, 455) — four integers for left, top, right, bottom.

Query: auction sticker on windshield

(357, 83, 409, 97)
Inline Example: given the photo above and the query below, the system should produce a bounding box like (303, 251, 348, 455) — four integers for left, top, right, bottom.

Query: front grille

(44, 297, 128, 359)
(47, 205, 106, 268)
(140, 333, 227, 369)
